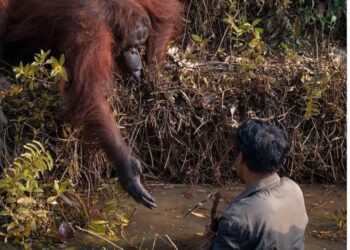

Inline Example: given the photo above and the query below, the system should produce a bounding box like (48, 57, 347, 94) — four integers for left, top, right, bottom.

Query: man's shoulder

(280, 176, 301, 187)
(280, 177, 304, 196)
(223, 177, 306, 219)
(221, 195, 269, 225)
(216, 177, 308, 250)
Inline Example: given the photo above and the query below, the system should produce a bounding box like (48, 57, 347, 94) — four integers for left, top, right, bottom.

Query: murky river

(0, 184, 345, 250)
(57, 184, 346, 250)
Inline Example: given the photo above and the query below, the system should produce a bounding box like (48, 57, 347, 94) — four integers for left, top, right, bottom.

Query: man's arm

(211, 217, 247, 250)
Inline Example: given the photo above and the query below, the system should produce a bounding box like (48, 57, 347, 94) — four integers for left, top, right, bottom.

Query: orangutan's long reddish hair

(0, 0, 183, 209)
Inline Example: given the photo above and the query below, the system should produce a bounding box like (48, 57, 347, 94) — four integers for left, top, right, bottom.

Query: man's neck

(243, 170, 275, 187)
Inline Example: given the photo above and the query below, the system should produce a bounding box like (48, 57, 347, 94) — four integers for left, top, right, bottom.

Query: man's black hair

(235, 119, 290, 173)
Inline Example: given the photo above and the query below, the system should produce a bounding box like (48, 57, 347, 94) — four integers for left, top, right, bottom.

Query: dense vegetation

(0, 0, 346, 246)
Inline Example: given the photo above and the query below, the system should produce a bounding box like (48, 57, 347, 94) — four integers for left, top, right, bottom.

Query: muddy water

(62, 184, 346, 250)
(115, 184, 346, 250)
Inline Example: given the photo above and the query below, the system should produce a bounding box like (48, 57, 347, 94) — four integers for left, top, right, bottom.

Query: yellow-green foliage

(2, 50, 64, 137)
(191, 34, 210, 51)
(333, 208, 346, 231)
(0, 141, 54, 242)
(224, 16, 265, 52)
(0, 51, 130, 246)
(13, 50, 67, 91)
(88, 207, 129, 238)
(302, 66, 331, 120)
(0, 139, 129, 245)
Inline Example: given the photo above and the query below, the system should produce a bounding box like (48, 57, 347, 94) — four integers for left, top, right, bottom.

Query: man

(211, 119, 308, 250)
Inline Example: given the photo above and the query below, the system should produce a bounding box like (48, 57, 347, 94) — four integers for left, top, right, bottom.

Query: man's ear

(233, 151, 243, 170)
(237, 152, 244, 164)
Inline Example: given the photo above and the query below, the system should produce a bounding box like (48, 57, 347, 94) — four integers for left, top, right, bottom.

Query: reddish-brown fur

(0, 0, 8, 9)
(0, 0, 183, 208)
(0, 0, 8, 37)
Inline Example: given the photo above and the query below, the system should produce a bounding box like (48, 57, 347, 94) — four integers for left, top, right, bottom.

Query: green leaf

(33, 188, 44, 193)
(50, 69, 57, 78)
(280, 42, 289, 50)
(32, 140, 45, 152)
(60, 69, 68, 81)
(45, 153, 54, 170)
(239, 23, 252, 30)
(231, 22, 242, 34)
(59, 54, 65, 65)
(54, 180, 59, 193)
(24, 197, 36, 205)
(252, 18, 261, 27)
(23, 144, 39, 157)
(18, 183, 27, 192)
(50, 56, 59, 66)
(58, 181, 69, 194)
(223, 15, 234, 26)
(90, 220, 108, 225)
(191, 34, 202, 43)
(26, 179, 38, 193)
(255, 28, 263, 35)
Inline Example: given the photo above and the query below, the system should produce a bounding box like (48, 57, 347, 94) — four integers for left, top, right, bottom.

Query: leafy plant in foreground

(0, 51, 130, 247)
(0, 141, 54, 242)
(13, 50, 67, 92)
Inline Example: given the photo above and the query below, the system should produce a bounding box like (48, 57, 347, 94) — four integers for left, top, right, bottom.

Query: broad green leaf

(252, 18, 261, 27)
(239, 23, 252, 30)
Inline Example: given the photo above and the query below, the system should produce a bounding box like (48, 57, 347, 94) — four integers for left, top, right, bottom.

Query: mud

(118, 184, 346, 250)
(2, 184, 342, 250)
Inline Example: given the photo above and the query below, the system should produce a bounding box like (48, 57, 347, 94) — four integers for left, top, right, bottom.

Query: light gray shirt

(211, 174, 308, 250)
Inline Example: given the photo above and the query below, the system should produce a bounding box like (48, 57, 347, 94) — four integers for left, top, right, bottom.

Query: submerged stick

(211, 192, 221, 220)
(75, 225, 124, 250)
(165, 234, 179, 250)
(183, 192, 218, 219)
(151, 233, 159, 250)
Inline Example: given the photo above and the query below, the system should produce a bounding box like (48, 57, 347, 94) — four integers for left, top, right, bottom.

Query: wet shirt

(211, 174, 308, 250)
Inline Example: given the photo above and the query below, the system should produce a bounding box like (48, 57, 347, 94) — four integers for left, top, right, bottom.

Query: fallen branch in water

(211, 192, 221, 220)
(165, 234, 179, 250)
(75, 225, 124, 250)
(151, 233, 179, 250)
(183, 191, 220, 219)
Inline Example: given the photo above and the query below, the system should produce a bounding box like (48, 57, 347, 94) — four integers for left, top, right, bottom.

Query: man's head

(234, 119, 290, 177)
